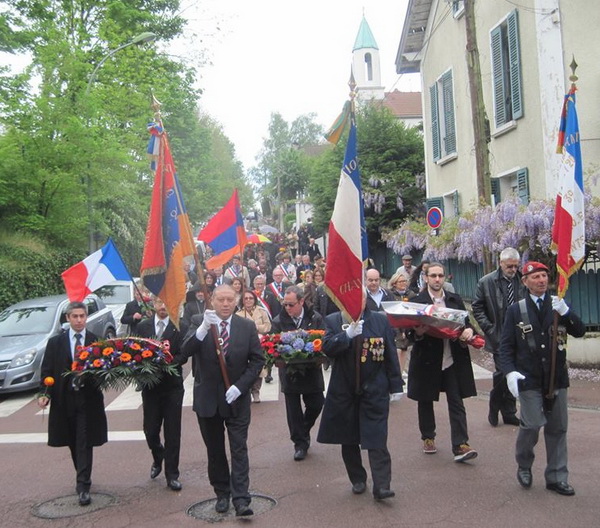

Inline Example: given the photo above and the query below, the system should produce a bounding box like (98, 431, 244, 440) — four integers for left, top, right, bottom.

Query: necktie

(537, 298, 544, 311)
(74, 333, 82, 355)
(157, 320, 165, 339)
(506, 279, 515, 306)
(294, 317, 301, 328)
(220, 320, 229, 356)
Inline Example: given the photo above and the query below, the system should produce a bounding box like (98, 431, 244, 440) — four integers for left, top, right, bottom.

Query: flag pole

(149, 95, 231, 389)
(547, 57, 580, 401)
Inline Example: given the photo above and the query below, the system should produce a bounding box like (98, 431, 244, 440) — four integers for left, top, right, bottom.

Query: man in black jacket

(365, 269, 394, 312)
(136, 297, 188, 491)
(271, 285, 325, 461)
(38, 301, 108, 506)
(121, 286, 152, 335)
(499, 261, 585, 496)
(472, 247, 526, 426)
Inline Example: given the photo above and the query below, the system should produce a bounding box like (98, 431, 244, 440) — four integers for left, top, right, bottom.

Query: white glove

(551, 296, 569, 316)
(506, 371, 526, 399)
(390, 392, 404, 402)
(196, 310, 220, 340)
(345, 320, 364, 339)
(225, 385, 241, 404)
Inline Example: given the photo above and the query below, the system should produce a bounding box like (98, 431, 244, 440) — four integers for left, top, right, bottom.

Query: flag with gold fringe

(140, 122, 196, 327)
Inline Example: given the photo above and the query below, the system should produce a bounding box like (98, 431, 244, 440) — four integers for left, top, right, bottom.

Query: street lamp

(85, 31, 156, 252)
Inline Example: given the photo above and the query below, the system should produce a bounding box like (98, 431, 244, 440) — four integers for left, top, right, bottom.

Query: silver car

(0, 294, 116, 394)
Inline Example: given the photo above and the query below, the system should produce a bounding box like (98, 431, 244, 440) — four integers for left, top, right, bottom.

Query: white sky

(179, 0, 420, 169)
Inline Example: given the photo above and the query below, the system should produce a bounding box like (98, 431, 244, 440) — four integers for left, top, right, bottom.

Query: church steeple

(352, 16, 384, 101)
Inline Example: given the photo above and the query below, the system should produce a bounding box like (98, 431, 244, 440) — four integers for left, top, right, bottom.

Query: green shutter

(491, 178, 501, 205)
(491, 25, 506, 127)
(430, 84, 441, 161)
(517, 168, 529, 205)
(507, 10, 523, 120)
(426, 197, 444, 214)
(453, 190, 460, 216)
(441, 71, 456, 154)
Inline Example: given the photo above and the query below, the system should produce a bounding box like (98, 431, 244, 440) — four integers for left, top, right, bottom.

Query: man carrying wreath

(37, 301, 108, 507)
(271, 285, 325, 461)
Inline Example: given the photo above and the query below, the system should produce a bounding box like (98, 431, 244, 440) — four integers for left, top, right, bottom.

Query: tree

(307, 103, 426, 249)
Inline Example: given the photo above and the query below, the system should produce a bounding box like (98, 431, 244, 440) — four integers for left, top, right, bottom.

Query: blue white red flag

(198, 189, 248, 269)
(324, 112, 367, 321)
(140, 123, 196, 326)
(62, 239, 131, 302)
(551, 86, 585, 298)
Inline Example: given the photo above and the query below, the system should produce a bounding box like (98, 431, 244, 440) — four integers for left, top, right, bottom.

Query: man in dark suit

(306, 238, 322, 262)
(266, 267, 293, 317)
(407, 262, 478, 462)
(136, 297, 188, 491)
(183, 285, 264, 517)
(121, 286, 152, 335)
(365, 269, 394, 311)
(38, 301, 108, 506)
(271, 285, 325, 461)
(499, 261, 585, 496)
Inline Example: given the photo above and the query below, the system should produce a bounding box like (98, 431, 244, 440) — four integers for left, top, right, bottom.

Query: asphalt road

(1, 362, 599, 528)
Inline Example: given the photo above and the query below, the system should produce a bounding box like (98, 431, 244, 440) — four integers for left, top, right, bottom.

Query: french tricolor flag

(324, 111, 368, 322)
(62, 239, 132, 302)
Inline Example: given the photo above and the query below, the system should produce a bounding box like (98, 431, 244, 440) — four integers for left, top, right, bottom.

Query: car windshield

(95, 284, 131, 305)
(0, 306, 56, 335)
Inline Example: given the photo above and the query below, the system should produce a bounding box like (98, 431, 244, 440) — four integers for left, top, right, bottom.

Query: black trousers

(489, 354, 517, 418)
(142, 385, 184, 481)
(341, 444, 391, 492)
(66, 391, 93, 493)
(417, 363, 469, 450)
(284, 391, 324, 451)
(197, 399, 252, 506)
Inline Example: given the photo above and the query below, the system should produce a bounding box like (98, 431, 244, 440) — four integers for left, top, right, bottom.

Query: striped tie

(219, 320, 229, 356)
(506, 279, 515, 306)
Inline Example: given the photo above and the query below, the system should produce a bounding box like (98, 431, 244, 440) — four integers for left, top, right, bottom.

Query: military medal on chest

(362, 337, 385, 362)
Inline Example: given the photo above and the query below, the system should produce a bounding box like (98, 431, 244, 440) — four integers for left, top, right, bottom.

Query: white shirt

(368, 288, 385, 308)
(69, 328, 87, 359)
(428, 289, 454, 370)
(154, 315, 169, 337)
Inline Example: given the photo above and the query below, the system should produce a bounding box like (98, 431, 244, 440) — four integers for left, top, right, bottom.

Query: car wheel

(105, 327, 116, 339)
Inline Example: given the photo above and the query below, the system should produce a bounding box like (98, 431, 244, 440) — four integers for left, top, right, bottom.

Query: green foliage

(0, 231, 85, 310)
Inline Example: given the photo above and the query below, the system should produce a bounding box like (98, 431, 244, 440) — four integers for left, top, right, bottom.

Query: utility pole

(464, 0, 493, 272)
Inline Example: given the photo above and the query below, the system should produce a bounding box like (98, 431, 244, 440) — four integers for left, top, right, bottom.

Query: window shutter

(491, 178, 501, 205)
(430, 84, 441, 161)
(517, 168, 529, 205)
(441, 71, 456, 154)
(507, 10, 523, 120)
(491, 25, 506, 127)
(426, 197, 444, 214)
(453, 190, 460, 217)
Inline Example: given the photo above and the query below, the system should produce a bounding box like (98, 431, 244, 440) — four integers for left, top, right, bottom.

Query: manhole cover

(32, 493, 116, 519)
(187, 493, 277, 522)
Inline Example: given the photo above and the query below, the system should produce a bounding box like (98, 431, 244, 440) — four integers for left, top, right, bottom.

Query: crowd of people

(37, 240, 586, 514)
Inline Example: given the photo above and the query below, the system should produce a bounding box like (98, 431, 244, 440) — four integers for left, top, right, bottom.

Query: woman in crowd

(299, 270, 317, 310)
(388, 271, 416, 374)
(236, 289, 272, 403)
(230, 276, 245, 312)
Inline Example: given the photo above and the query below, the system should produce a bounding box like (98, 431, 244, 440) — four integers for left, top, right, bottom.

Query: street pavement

(0, 356, 599, 528)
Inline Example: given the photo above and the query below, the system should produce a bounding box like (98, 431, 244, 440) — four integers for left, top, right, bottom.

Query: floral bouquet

(260, 329, 326, 374)
(67, 337, 178, 391)
(381, 301, 485, 348)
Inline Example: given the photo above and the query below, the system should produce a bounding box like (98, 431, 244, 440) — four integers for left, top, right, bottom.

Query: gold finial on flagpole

(349, 70, 357, 112)
(151, 92, 163, 123)
(569, 55, 578, 85)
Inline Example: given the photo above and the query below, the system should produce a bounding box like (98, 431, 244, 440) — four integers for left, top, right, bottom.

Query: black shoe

(78, 491, 91, 506)
(503, 415, 520, 426)
(352, 482, 367, 494)
(235, 503, 254, 517)
(265, 375, 273, 383)
(488, 407, 499, 427)
(294, 448, 307, 461)
(546, 481, 575, 496)
(150, 463, 162, 479)
(215, 497, 230, 513)
(167, 479, 182, 491)
(373, 489, 395, 500)
(517, 467, 532, 489)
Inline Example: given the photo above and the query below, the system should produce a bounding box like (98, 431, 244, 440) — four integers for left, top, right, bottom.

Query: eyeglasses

(283, 302, 298, 307)
(504, 264, 519, 269)
(427, 273, 445, 278)
(243, 297, 255, 301)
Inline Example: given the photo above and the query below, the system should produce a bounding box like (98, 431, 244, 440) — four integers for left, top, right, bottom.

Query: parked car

(0, 294, 116, 394)
(94, 280, 136, 336)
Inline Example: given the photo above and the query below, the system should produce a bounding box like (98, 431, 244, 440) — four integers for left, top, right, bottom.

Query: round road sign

(427, 207, 443, 229)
